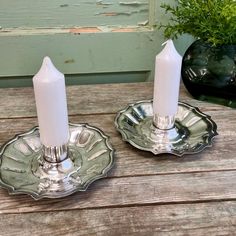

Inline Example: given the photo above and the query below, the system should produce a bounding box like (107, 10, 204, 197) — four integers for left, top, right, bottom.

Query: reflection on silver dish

(115, 100, 218, 156)
(0, 123, 114, 200)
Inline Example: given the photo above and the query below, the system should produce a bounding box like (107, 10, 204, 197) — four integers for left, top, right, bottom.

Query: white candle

(153, 40, 182, 117)
(33, 57, 69, 147)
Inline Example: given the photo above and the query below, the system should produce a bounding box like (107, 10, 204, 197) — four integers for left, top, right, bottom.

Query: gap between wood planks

(106, 168, 236, 179)
(1, 199, 236, 216)
(0, 112, 117, 120)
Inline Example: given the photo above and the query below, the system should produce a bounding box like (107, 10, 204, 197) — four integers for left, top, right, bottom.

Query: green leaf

(159, 0, 236, 45)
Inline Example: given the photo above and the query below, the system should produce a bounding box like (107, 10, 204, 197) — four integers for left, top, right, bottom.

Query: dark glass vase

(182, 40, 236, 107)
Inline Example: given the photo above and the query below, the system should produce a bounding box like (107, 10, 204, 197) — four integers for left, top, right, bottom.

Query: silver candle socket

(43, 144, 68, 163)
(153, 114, 175, 130)
(38, 143, 75, 183)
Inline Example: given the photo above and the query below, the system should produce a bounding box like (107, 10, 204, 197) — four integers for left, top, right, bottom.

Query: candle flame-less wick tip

(162, 39, 173, 47)
(43, 56, 52, 65)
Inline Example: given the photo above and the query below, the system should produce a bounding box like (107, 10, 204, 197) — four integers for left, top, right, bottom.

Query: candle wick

(161, 40, 169, 46)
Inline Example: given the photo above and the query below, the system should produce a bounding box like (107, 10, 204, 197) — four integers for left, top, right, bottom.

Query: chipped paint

(64, 59, 75, 64)
(95, 0, 148, 17)
(112, 27, 139, 32)
(0, 0, 150, 28)
(60, 4, 69, 7)
(98, 12, 118, 16)
(96, 8, 148, 17)
(80, 1, 95, 5)
(119, 1, 148, 7)
(0, 26, 153, 36)
(138, 20, 149, 26)
(69, 27, 102, 34)
(96, 11, 131, 16)
(96, 0, 113, 6)
(98, 25, 152, 33)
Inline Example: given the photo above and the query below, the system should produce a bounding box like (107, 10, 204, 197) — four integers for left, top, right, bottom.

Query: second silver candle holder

(115, 100, 218, 156)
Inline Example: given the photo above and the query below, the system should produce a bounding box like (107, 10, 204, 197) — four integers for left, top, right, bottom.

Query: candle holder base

(0, 123, 114, 200)
(115, 100, 218, 156)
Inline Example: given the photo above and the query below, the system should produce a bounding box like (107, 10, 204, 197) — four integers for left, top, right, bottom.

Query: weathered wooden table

(0, 82, 236, 236)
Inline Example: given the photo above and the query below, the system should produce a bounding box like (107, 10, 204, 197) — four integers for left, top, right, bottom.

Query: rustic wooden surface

(0, 82, 236, 236)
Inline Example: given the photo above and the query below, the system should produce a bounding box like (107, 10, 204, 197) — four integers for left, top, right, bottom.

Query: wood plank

(0, 107, 235, 177)
(1, 170, 236, 214)
(0, 82, 235, 218)
(0, 82, 152, 118)
(1, 201, 236, 236)
(0, 30, 161, 77)
(0, 82, 232, 118)
(0, 33, 193, 81)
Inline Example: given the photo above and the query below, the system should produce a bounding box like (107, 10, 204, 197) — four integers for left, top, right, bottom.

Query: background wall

(0, 0, 194, 87)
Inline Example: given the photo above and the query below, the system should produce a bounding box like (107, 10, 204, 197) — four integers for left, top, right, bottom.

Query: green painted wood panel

(0, 0, 149, 28)
(0, 29, 162, 77)
(0, 28, 193, 73)
(0, 0, 194, 87)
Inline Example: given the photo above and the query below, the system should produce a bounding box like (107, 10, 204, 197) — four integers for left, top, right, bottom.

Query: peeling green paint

(0, 0, 194, 87)
(119, 1, 148, 6)
(64, 59, 75, 64)
(60, 4, 69, 7)
(0, 0, 149, 28)
(96, 0, 113, 6)
(138, 20, 149, 26)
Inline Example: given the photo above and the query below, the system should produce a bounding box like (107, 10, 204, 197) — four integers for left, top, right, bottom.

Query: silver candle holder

(0, 123, 114, 200)
(115, 100, 218, 156)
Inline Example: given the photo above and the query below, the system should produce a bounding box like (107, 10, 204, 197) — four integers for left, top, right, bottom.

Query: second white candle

(153, 40, 182, 117)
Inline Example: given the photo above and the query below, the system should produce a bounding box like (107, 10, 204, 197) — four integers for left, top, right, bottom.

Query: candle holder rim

(115, 99, 218, 157)
(0, 123, 115, 200)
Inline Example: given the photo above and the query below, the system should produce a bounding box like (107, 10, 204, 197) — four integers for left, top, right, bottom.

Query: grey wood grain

(0, 82, 236, 236)
(0, 82, 231, 119)
(0, 109, 235, 179)
(0, 202, 236, 236)
(1, 170, 236, 214)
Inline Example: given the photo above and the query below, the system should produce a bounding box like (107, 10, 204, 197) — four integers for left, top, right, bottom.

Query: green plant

(160, 0, 236, 45)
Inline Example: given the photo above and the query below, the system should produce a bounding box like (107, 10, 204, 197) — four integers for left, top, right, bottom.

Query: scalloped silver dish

(115, 100, 218, 156)
(0, 123, 114, 200)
